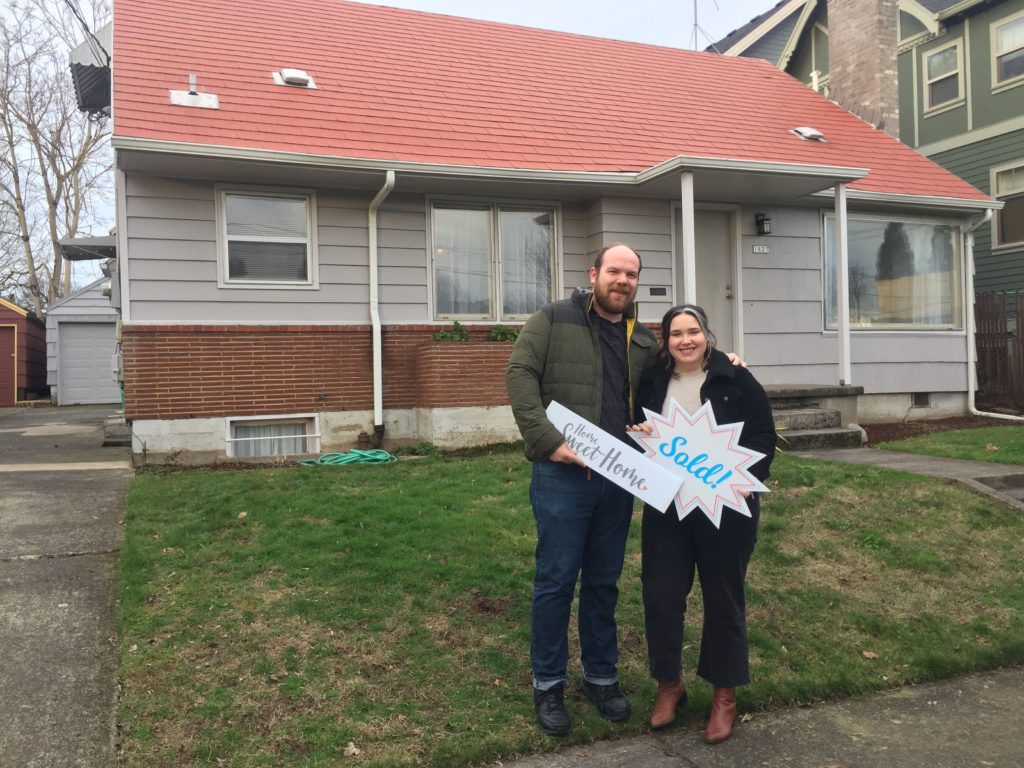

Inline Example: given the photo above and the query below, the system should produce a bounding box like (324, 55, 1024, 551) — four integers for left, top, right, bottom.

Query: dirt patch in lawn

(861, 414, 1017, 446)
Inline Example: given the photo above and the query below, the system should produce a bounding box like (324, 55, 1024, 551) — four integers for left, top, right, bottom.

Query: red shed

(0, 298, 48, 405)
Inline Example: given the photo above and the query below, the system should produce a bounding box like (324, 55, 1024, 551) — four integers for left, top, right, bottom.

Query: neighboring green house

(712, 0, 1024, 294)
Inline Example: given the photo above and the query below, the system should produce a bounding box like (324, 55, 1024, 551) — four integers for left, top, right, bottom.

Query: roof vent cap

(274, 68, 316, 88)
(791, 126, 826, 142)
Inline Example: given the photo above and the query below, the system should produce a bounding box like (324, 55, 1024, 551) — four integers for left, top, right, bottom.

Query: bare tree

(0, 0, 111, 314)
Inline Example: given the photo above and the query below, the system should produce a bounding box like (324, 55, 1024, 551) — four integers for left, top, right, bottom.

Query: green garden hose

(300, 449, 396, 466)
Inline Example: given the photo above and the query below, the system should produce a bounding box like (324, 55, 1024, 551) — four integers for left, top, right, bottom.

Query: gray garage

(46, 278, 121, 405)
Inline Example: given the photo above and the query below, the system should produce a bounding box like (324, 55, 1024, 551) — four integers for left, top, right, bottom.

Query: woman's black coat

(634, 348, 778, 482)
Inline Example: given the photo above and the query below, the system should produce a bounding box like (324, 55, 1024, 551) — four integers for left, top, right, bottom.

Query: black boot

(534, 683, 571, 736)
(581, 679, 631, 722)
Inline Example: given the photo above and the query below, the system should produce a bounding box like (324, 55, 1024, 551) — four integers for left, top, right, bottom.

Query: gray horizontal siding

(125, 175, 380, 323)
(739, 204, 970, 394)
(561, 201, 589, 295)
(121, 174, 974, 396)
(587, 197, 673, 320)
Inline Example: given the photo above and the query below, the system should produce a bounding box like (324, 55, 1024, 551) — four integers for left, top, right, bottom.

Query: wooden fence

(975, 291, 1024, 410)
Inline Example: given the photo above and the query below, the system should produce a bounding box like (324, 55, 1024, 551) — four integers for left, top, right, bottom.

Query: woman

(632, 304, 776, 743)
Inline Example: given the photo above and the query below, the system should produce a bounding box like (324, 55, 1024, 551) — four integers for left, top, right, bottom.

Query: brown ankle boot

(704, 687, 737, 744)
(649, 680, 687, 729)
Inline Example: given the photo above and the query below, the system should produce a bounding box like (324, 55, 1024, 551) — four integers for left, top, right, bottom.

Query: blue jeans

(530, 461, 634, 690)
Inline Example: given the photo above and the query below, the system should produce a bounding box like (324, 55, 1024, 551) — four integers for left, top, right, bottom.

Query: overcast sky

(349, 0, 774, 50)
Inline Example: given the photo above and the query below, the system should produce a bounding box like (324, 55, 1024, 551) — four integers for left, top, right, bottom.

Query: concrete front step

(772, 408, 842, 431)
(102, 415, 131, 448)
(779, 426, 865, 451)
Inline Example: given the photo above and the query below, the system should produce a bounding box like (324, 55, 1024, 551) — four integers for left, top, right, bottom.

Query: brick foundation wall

(121, 324, 517, 421)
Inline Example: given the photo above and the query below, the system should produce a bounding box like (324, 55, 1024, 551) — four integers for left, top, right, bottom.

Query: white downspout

(680, 171, 696, 304)
(368, 170, 396, 445)
(964, 209, 1024, 422)
(835, 183, 852, 385)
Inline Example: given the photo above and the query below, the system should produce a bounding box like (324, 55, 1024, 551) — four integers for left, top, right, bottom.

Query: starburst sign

(629, 399, 769, 528)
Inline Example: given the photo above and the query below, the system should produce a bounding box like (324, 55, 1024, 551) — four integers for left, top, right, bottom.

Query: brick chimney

(827, 0, 900, 138)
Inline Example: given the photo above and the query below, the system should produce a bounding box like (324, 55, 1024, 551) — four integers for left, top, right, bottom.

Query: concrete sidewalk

(502, 666, 1024, 767)
(502, 446, 1024, 768)
(0, 404, 131, 768)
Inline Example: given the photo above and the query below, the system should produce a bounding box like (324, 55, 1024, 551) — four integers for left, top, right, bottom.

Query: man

(505, 243, 657, 736)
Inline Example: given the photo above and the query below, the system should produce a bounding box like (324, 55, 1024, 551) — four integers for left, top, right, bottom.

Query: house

(71, 0, 998, 463)
(0, 298, 47, 406)
(46, 276, 121, 406)
(710, 0, 1024, 295)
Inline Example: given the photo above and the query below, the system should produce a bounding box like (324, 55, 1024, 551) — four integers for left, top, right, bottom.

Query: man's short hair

(593, 243, 642, 273)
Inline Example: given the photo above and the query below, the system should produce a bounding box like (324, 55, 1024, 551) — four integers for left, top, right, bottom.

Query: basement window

(226, 414, 321, 458)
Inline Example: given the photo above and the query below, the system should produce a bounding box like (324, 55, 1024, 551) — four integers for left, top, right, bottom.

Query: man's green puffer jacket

(505, 288, 658, 461)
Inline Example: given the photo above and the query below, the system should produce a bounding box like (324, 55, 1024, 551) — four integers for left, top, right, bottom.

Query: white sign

(752, 244, 770, 254)
(629, 399, 769, 528)
(545, 400, 683, 512)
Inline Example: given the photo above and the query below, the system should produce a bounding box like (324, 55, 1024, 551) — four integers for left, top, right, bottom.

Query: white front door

(674, 208, 737, 353)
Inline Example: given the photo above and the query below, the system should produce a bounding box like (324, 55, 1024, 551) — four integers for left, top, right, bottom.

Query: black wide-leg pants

(641, 496, 759, 688)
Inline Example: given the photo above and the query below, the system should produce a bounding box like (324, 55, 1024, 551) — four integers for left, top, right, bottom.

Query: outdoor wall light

(755, 213, 772, 235)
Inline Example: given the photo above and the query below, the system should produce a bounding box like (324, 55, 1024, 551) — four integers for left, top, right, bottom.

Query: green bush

(487, 324, 519, 342)
(432, 321, 470, 342)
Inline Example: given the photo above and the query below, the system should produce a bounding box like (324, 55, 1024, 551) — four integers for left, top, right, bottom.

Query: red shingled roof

(113, 0, 990, 201)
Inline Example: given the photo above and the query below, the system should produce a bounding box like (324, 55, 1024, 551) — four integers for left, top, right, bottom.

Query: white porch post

(680, 171, 696, 305)
(835, 182, 852, 385)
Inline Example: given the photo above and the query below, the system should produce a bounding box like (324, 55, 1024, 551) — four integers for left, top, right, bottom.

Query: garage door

(58, 322, 120, 405)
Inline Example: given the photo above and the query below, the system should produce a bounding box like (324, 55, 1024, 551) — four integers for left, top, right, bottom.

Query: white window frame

(822, 212, 964, 333)
(225, 413, 321, 458)
(216, 185, 319, 289)
(426, 197, 561, 322)
(923, 40, 965, 113)
(990, 159, 1024, 249)
(992, 10, 1024, 92)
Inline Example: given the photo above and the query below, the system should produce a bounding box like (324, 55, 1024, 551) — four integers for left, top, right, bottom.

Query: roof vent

(791, 126, 826, 142)
(273, 68, 316, 88)
(169, 73, 219, 109)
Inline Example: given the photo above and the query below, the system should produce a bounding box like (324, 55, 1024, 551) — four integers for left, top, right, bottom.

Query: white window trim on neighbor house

(823, 212, 964, 332)
(216, 185, 319, 290)
(923, 39, 965, 113)
(426, 197, 561, 322)
(992, 9, 1024, 92)
(225, 413, 321, 458)
(991, 159, 1024, 249)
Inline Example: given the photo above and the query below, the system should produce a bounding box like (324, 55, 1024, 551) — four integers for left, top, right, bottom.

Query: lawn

(876, 424, 1024, 464)
(117, 450, 1024, 767)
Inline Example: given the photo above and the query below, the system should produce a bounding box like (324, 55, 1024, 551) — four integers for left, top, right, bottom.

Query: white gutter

(111, 136, 871, 189)
(810, 188, 1001, 212)
(637, 154, 868, 184)
(964, 210, 1024, 423)
(368, 170, 396, 445)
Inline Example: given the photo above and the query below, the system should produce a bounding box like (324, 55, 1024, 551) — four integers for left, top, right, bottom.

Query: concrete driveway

(0, 404, 132, 768)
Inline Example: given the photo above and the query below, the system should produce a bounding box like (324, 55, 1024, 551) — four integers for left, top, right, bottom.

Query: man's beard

(593, 282, 634, 316)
